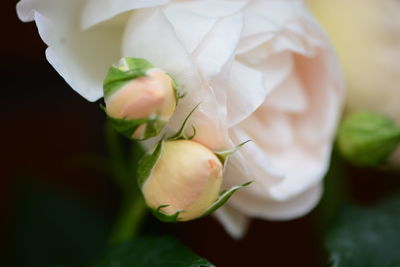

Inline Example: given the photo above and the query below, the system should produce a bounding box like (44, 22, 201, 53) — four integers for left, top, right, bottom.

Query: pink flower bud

(105, 68, 176, 122)
(142, 140, 223, 221)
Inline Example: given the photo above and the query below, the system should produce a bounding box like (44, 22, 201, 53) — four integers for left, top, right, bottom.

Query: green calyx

(137, 141, 164, 188)
(200, 181, 252, 218)
(338, 111, 400, 167)
(150, 205, 183, 223)
(103, 58, 155, 100)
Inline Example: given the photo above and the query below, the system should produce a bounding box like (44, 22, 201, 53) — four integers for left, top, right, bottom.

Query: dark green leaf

(90, 236, 215, 267)
(326, 195, 400, 267)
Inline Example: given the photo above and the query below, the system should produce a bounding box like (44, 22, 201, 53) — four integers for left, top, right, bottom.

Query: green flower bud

(103, 58, 178, 140)
(338, 111, 400, 166)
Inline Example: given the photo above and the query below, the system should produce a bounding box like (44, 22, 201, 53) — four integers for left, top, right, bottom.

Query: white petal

(214, 205, 250, 239)
(81, 0, 169, 29)
(266, 144, 331, 201)
(163, 6, 218, 53)
(229, 182, 323, 220)
(227, 61, 268, 126)
(17, 0, 123, 101)
(164, 0, 248, 18)
(194, 13, 244, 80)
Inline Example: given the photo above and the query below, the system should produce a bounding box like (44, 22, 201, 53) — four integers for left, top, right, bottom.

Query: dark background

(3, 1, 399, 267)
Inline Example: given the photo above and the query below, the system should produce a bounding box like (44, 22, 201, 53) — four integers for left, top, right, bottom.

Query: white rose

(17, 0, 344, 238)
(308, 0, 400, 164)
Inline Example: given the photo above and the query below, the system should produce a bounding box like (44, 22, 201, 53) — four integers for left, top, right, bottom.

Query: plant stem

(109, 194, 148, 246)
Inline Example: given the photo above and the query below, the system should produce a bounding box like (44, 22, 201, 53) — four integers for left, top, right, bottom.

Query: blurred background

(3, 1, 400, 267)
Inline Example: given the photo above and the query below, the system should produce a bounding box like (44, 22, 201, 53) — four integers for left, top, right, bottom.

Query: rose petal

(17, 0, 123, 101)
(265, 71, 307, 113)
(81, 0, 169, 30)
(214, 205, 250, 239)
(194, 13, 244, 81)
(229, 182, 323, 220)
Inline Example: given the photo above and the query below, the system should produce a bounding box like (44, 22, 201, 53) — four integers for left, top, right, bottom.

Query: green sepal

(103, 58, 154, 99)
(101, 103, 166, 140)
(107, 115, 154, 140)
(169, 74, 186, 103)
(201, 181, 252, 218)
(149, 205, 183, 223)
(168, 104, 200, 141)
(214, 140, 251, 165)
(137, 141, 164, 187)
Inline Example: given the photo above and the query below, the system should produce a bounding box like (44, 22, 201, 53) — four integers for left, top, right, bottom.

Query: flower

(103, 58, 177, 139)
(17, 0, 344, 238)
(308, 0, 400, 164)
(141, 140, 224, 222)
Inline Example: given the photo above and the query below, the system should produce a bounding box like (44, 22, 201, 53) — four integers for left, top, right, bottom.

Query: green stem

(109, 195, 148, 246)
(105, 120, 148, 246)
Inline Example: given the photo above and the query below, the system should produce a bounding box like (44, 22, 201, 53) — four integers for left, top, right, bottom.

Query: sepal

(103, 58, 154, 99)
(214, 140, 251, 165)
(168, 104, 200, 141)
(137, 141, 164, 187)
(200, 181, 252, 218)
(150, 205, 182, 223)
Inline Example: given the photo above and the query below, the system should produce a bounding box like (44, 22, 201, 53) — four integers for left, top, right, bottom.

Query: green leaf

(201, 181, 252, 218)
(103, 58, 154, 99)
(90, 236, 214, 267)
(137, 141, 164, 187)
(326, 195, 400, 267)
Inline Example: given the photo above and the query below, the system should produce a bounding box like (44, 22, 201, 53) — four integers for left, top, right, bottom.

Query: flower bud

(141, 140, 223, 221)
(103, 58, 178, 140)
(338, 112, 400, 167)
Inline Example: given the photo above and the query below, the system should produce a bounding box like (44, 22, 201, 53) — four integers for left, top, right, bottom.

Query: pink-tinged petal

(265, 71, 307, 113)
(228, 52, 294, 126)
(81, 0, 169, 30)
(292, 51, 343, 145)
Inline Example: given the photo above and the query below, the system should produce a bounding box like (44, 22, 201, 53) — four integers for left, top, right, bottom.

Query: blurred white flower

(17, 0, 344, 238)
